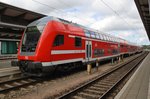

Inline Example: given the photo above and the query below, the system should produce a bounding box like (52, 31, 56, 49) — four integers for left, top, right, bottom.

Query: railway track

(58, 52, 148, 99)
(0, 67, 21, 81)
(0, 52, 146, 95)
(0, 75, 41, 93)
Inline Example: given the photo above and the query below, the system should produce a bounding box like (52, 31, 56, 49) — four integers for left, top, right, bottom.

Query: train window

(107, 36, 109, 41)
(110, 37, 112, 41)
(102, 35, 105, 40)
(91, 32, 96, 38)
(117, 39, 119, 43)
(85, 30, 91, 37)
(116, 39, 118, 42)
(101, 34, 104, 40)
(113, 38, 115, 42)
(100, 34, 103, 40)
(105, 36, 108, 41)
(112, 49, 119, 54)
(108, 49, 111, 54)
(115, 38, 117, 42)
(96, 33, 99, 39)
(75, 37, 82, 47)
(94, 49, 104, 57)
(106, 36, 109, 41)
(121, 45, 124, 48)
(103, 35, 107, 40)
(117, 38, 118, 42)
(53, 35, 64, 46)
(99, 34, 102, 39)
(106, 36, 108, 41)
(104, 36, 106, 40)
(109, 37, 111, 41)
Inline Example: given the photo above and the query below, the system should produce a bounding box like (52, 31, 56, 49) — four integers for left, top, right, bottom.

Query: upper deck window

(96, 33, 100, 39)
(103, 35, 107, 41)
(91, 31, 96, 38)
(27, 17, 55, 33)
(108, 36, 111, 41)
(85, 30, 91, 37)
(106, 36, 108, 41)
(99, 34, 103, 40)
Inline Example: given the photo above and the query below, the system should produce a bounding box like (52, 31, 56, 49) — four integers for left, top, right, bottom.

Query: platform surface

(115, 52, 150, 99)
(0, 59, 17, 68)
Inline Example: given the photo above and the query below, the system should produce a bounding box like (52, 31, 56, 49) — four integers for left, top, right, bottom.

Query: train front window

(22, 26, 41, 52)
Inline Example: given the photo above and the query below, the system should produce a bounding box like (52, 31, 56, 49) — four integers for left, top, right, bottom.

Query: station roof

(0, 2, 46, 41)
(135, 0, 150, 40)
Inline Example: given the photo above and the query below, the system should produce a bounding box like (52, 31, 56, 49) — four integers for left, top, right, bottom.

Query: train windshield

(21, 16, 57, 52)
(21, 26, 41, 52)
(21, 17, 53, 52)
(22, 26, 40, 46)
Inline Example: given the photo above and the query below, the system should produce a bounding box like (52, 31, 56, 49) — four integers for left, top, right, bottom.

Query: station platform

(0, 55, 17, 60)
(0, 57, 17, 68)
(115, 52, 150, 99)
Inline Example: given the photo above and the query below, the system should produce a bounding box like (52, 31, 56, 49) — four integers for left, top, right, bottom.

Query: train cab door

(85, 41, 92, 61)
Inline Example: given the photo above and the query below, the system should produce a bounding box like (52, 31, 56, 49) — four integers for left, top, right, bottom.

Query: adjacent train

(11, 16, 142, 76)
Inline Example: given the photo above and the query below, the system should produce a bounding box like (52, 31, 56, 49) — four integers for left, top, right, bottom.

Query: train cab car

(11, 16, 141, 76)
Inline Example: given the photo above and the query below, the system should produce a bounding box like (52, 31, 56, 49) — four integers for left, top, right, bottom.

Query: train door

(85, 41, 92, 61)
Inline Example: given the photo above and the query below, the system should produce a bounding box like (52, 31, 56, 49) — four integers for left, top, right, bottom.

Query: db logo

(25, 56, 28, 59)
(95, 43, 97, 47)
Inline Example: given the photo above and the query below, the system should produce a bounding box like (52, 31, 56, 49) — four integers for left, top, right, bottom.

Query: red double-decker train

(12, 16, 142, 76)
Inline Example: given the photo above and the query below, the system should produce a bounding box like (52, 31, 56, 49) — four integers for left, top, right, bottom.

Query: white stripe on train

(51, 50, 85, 55)
(42, 53, 134, 67)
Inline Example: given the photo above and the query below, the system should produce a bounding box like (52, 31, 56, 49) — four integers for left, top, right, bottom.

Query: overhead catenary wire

(98, 0, 139, 45)
(32, 0, 139, 45)
(56, 0, 137, 44)
(32, 0, 94, 25)
(99, 0, 134, 30)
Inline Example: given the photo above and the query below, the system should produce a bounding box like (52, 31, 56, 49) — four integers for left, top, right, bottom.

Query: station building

(135, 0, 150, 40)
(0, 2, 45, 56)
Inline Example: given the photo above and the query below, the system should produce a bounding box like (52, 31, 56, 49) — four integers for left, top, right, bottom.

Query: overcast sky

(1, 0, 150, 45)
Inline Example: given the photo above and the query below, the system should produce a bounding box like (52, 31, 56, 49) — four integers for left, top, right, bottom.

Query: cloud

(1, 0, 150, 45)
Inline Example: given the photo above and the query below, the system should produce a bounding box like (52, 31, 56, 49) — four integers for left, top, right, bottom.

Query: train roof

(29, 16, 138, 46)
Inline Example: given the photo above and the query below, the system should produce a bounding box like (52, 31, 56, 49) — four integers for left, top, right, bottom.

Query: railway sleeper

(72, 95, 87, 99)
(104, 76, 120, 80)
(13, 82, 22, 86)
(88, 87, 108, 92)
(82, 89, 103, 95)
(102, 78, 120, 82)
(93, 84, 110, 89)
(4, 84, 14, 88)
(0, 87, 3, 90)
(20, 80, 29, 83)
(95, 84, 113, 88)
(28, 79, 36, 82)
(97, 80, 116, 84)
(96, 82, 114, 86)
(76, 92, 100, 99)
(91, 87, 110, 91)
